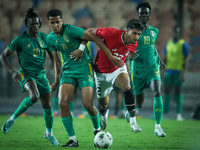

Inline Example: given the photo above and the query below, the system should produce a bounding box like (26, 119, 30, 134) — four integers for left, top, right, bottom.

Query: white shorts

(94, 65, 128, 98)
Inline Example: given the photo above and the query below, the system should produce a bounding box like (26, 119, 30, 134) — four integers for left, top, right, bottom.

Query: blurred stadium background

(0, 0, 199, 119)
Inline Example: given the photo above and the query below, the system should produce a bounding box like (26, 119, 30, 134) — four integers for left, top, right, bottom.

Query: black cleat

(94, 130, 101, 136)
(62, 140, 79, 147)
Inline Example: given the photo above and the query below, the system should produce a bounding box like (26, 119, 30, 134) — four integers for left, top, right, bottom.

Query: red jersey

(93, 27, 138, 73)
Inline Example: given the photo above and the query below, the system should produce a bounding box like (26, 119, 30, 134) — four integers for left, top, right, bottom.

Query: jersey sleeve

(46, 36, 57, 52)
(67, 25, 85, 39)
(8, 37, 20, 52)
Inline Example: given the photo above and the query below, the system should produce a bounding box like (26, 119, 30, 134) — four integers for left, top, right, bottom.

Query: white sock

(155, 124, 161, 128)
(130, 116, 136, 124)
(94, 127, 101, 131)
(46, 129, 53, 136)
(70, 135, 77, 142)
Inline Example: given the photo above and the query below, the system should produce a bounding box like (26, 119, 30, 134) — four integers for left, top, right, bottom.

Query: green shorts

(60, 63, 94, 89)
(19, 72, 51, 96)
(131, 69, 161, 95)
(164, 73, 184, 86)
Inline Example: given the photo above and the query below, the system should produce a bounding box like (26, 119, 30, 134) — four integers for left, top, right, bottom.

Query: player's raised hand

(11, 71, 22, 84)
(110, 56, 124, 68)
(70, 49, 83, 61)
(129, 50, 139, 59)
(50, 82, 58, 92)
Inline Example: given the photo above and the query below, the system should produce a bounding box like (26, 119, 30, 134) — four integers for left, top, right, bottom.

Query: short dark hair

(47, 9, 62, 20)
(24, 7, 41, 28)
(136, 2, 151, 12)
(126, 18, 144, 31)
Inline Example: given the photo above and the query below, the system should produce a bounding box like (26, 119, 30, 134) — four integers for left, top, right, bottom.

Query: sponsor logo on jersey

(27, 44, 31, 48)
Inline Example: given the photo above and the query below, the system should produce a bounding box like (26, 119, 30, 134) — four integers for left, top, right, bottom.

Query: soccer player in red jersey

(87, 18, 144, 132)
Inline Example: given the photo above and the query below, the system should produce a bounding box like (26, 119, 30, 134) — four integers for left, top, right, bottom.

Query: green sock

(61, 116, 75, 137)
(153, 96, 163, 124)
(13, 97, 34, 119)
(43, 108, 54, 132)
(69, 101, 75, 112)
(53, 97, 59, 111)
(176, 95, 183, 114)
(164, 94, 171, 114)
(88, 112, 100, 130)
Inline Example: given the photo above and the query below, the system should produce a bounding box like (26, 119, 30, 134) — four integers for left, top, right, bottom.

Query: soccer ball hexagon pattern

(94, 131, 113, 149)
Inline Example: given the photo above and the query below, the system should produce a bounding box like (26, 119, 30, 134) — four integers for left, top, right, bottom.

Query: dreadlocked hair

(127, 18, 145, 31)
(24, 7, 41, 28)
(136, 2, 151, 12)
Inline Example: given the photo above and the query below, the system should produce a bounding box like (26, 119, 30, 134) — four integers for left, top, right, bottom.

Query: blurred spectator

(163, 26, 189, 121)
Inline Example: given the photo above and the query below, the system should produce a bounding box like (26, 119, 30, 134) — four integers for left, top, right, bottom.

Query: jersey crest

(63, 34, 69, 42)
(150, 30, 155, 37)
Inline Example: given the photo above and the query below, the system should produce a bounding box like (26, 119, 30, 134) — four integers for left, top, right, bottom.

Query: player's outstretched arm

(50, 51, 62, 92)
(0, 47, 22, 84)
(82, 28, 124, 68)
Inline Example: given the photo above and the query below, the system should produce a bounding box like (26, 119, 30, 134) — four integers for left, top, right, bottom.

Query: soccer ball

(125, 111, 130, 122)
(94, 131, 113, 149)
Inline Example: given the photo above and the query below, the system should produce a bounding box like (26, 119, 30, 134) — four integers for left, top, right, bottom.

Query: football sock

(43, 108, 54, 133)
(164, 94, 171, 114)
(69, 101, 75, 112)
(153, 96, 163, 124)
(53, 97, 59, 112)
(13, 97, 34, 119)
(155, 124, 161, 128)
(61, 116, 75, 137)
(130, 116, 136, 124)
(69, 135, 77, 142)
(176, 95, 183, 114)
(88, 112, 100, 130)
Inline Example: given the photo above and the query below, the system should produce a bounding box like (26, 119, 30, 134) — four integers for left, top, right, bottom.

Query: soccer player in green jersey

(127, 2, 166, 137)
(46, 9, 121, 147)
(0, 8, 60, 145)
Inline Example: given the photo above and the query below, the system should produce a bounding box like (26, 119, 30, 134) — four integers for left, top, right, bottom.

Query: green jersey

(8, 31, 50, 76)
(48, 24, 92, 73)
(130, 25, 160, 76)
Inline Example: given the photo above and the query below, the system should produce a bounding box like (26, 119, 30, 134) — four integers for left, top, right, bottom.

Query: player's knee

(59, 99, 69, 109)
(83, 102, 93, 111)
(136, 102, 142, 108)
(121, 84, 131, 92)
(30, 94, 39, 103)
(153, 90, 161, 97)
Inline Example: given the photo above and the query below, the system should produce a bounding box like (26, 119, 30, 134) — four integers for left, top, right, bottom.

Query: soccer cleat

(62, 140, 79, 147)
(44, 133, 60, 145)
(1, 118, 15, 134)
(125, 111, 130, 123)
(130, 122, 142, 133)
(177, 114, 184, 121)
(100, 109, 109, 130)
(94, 130, 101, 136)
(154, 126, 166, 137)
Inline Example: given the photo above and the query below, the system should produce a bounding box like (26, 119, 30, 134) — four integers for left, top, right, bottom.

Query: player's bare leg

(115, 73, 141, 133)
(82, 86, 100, 135)
(98, 95, 110, 130)
(59, 83, 79, 147)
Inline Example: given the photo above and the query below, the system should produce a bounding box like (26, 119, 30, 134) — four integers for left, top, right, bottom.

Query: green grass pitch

(0, 115, 200, 150)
